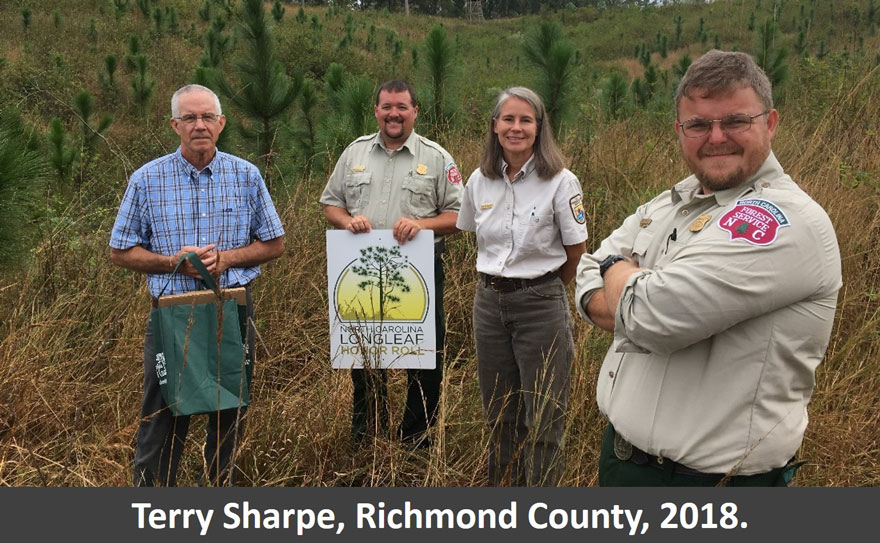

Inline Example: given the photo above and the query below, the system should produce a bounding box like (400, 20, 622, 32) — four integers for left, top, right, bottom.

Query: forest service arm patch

(717, 198, 790, 246)
(569, 194, 586, 224)
(445, 163, 462, 185)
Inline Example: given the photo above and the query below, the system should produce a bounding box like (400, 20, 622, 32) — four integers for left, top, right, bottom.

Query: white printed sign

(326, 230, 436, 369)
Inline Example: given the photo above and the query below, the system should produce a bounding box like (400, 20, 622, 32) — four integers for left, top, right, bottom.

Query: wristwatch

(599, 254, 627, 278)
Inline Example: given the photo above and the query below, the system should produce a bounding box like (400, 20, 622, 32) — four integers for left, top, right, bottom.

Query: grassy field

(0, 0, 878, 486)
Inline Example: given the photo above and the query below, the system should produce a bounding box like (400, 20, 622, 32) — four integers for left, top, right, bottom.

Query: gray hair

(480, 86, 567, 180)
(171, 84, 222, 118)
(675, 50, 773, 116)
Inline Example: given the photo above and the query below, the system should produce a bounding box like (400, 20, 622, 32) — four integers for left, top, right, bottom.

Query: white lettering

(132, 503, 151, 529)
(357, 503, 376, 529)
(529, 502, 548, 529)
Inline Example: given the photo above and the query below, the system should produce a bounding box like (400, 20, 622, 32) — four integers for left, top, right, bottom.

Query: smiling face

(493, 96, 538, 165)
(374, 89, 417, 150)
(171, 90, 225, 169)
(675, 85, 778, 194)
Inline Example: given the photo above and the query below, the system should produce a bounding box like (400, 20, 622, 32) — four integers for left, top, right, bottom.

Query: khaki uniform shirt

(320, 131, 462, 239)
(457, 157, 588, 278)
(575, 153, 842, 475)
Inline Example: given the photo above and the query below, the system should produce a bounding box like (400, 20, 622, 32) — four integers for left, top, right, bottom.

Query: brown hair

(675, 49, 773, 116)
(375, 80, 417, 106)
(479, 87, 567, 180)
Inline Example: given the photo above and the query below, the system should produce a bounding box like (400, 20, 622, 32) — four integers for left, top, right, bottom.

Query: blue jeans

(473, 277, 574, 486)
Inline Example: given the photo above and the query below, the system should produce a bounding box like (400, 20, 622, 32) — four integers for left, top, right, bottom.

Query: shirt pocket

(401, 175, 437, 218)
(517, 213, 557, 256)
(344, 172, 372, 215)
(220, 194, 250, 248)
(631, 227, 656, 264)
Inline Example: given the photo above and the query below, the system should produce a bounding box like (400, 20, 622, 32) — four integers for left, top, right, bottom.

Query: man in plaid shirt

(109, 84, 285, 486)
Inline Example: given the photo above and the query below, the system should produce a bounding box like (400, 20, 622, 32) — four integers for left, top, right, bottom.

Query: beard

(694, 166, 748, 192)
(381, 117, 406, 140)
(690, 142, 751, 193)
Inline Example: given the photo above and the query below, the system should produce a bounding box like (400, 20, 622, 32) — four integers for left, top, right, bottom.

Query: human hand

(173, 244, 216, 279)
(392, 217, 422, 244)
(346, 215, 372, 234)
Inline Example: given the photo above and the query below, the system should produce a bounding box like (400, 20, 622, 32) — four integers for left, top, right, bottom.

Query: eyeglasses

(678, 110, 770, 138)
(174, 113, 221, 124)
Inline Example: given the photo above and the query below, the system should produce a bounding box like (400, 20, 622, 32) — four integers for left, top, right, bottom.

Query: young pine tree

(272, 0, 285, 22)
(72, 91, 112, 155)
(521, 20, 578, 137)
(130, 54, 156, 116)
(217, 0, 302, 190)
(48, 119, 77, 187)
(0, 109, 45, 263)
(600, 72, 629, 121)
(423, 24, 455, 137)
(99, 55, 118, 91)
(754, 18, 789, 103)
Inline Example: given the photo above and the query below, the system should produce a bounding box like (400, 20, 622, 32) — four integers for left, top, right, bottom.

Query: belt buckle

(489, 276, 512, 292)
(613, 431, 633, 461)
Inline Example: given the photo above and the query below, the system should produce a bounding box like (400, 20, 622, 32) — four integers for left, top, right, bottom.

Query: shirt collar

(372, 130, 418, 155)
(501, 154, 536, 182)
(174, 147, 220, 178)
(670, 151, 783, 206)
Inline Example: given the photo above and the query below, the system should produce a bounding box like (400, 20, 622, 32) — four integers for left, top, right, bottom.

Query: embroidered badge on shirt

(445, 163, 463, 185)
(480, 203, 494, 210)
(569, 194, 586, 224)
(717, 198, 790, 246)
(416, 164, 428, 175)
(353, 165, 365, 172)
(639, 218, 652, 228)
(689, 214, 712, 233)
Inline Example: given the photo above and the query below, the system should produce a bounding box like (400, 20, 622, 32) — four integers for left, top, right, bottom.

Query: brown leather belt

(480, 269, 559, 293)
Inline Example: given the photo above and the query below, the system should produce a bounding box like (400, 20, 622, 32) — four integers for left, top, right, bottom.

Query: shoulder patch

(717, 198, 790, 246)
(445, 163, 462, 185)
(569, 194, 586, 224)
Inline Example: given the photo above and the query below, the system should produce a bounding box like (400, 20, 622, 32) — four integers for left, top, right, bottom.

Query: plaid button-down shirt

(110, 148, 285, 297)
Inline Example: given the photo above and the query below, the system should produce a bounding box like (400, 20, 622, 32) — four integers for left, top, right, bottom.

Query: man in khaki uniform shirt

(575, 51, 841, 485)
(321, 80, 462, 446)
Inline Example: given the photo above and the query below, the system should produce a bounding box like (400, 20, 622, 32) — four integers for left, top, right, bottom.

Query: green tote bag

(150, 252, 251, 416)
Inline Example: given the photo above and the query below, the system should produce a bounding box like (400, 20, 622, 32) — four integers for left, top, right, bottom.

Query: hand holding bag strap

(157, 251, 221, 297)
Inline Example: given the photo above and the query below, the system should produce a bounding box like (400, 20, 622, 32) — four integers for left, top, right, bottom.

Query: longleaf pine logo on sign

(334, 245, 429, 323)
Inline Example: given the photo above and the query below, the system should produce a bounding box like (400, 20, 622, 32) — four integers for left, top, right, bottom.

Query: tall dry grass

(1, 50, 878, 487)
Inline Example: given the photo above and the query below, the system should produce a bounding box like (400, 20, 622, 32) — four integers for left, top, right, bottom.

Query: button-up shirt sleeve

(434, 148, 463, 214)
(319, 147, 350, 210)
(613, 197, 841, 355)
(109, 168, 149, 250)
(574, 198, 654, 323)
(455, 169, 479, 232)
(553, 171, 588, 246)
(249, 165, 285, 241)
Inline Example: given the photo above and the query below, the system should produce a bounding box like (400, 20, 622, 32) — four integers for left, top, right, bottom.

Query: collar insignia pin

(639, 218, 652, 228)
